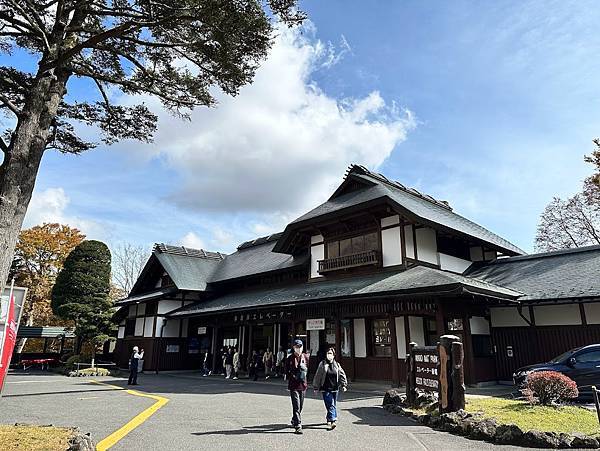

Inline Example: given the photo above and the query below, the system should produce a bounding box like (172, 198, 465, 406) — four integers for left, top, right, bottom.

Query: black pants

(290, 390, 305, 427)
(128, 368, 138, 385)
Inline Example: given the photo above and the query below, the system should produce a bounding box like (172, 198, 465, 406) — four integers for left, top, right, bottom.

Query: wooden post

(451, 341, 466, 411)
(389, 312, 400, 387)
(435, 300, 445, 337)
(592, 386, 600, 426)
(461, 313, 476, 385)
(406, 342, 417, 406)
(438, 334, 460, 413)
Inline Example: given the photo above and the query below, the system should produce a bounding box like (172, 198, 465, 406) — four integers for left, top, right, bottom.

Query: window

(327, 232, 378, 258)
(372, 319, 391, 357)
(576, 350, 600, 363)
(447, 319, 463, 331)
(472, 335, 493, 358)
(124, 319, 136, 336)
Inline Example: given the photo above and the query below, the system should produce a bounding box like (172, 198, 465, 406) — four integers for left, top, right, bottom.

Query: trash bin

(138, 359, 144, 373)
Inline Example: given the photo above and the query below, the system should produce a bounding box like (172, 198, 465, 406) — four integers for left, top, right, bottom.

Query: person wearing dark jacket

(128, 346, 144, 385)
(313, 348, 347, 430)
(285, 339, 310, 434)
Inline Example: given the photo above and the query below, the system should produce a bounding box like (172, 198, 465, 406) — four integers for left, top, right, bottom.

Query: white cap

(133, 346, 139, 352)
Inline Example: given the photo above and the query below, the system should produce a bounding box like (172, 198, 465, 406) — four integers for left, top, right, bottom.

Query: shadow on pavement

(192, 422, 329, 436)
(2, 387, 120, 398)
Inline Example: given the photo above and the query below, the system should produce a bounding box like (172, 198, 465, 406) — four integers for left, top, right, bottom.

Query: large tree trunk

(0, 69, 69, 305)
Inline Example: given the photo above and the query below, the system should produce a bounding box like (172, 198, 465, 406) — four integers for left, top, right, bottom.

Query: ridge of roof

(486, 244, 600, 264)
(153, 243, 225, 260)
(237, 232, 283, 250)
(347, 164, 453, 211)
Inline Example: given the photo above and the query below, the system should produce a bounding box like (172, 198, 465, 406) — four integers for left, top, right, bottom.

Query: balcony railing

(318, 249, 380, 274)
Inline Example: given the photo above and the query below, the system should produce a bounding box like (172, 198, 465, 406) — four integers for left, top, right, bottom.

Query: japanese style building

(113, 165, 600, 386)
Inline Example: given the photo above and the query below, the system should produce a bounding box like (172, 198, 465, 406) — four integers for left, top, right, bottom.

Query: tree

(10, 223, 84, 352)
(111, 243, 148, 294)
(585, 139, 600, 205)
(535, 194, 600, 251)
(51, 240, 114, 365)
(0, 1, 305, 310)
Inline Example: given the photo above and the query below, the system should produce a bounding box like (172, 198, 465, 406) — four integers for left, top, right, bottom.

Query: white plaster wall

(143, 317, 154, 337)
(128, 305, 137, 317)
(310, 243, 325, 279)
(382, 226, 402, 267)
(470, 247, 484, 262)
(404, 225, 415, 258)
(409, 316, 425, 346)
(438, 253, 472, 273)
(163, 319, 181, 338)
(395, 316, 407, 358)
(534, 304, 582, 326)
(134, 317, 144, 336)
(155, 317, 166, 337)
(415, 228, 438, 265)
(310, 234, 324, 245)
(137, 303, 146, 316)
(117, 326, 125, 339)
(157, 299, 182, 314)
(381, 215, 400, 228)
(490, 307, 530, 327)
(585, 303, 600, 324)
(181, 318, 189, 338)
(470, 316, 490, 335)
(354, 318, 367, 358)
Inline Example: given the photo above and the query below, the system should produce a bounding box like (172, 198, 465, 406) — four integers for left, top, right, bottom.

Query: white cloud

(179, 231, 205, 250)
(24, 187, 103, 238)
(130, 23, 414, 219)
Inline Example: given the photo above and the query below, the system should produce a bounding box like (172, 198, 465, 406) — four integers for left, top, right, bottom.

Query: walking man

(313, 348, 348, 430)
(128, 346, 144, 385)
(285, 339, 310, 434)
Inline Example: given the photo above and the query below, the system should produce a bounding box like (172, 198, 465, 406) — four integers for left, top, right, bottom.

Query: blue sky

(16, 1, 600, 255)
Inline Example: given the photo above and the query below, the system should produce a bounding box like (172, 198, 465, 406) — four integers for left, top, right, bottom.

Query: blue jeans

(322, 391, 338, 422)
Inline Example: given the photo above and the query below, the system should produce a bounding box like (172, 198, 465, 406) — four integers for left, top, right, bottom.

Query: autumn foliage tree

(0, 0, 304, 308)
(10, 223, 85, 327)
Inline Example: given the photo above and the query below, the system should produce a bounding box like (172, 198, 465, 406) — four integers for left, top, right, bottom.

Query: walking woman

(313, 348, 347, 430)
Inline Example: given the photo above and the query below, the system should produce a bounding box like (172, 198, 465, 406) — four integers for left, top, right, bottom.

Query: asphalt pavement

(0, 370, 530, 450)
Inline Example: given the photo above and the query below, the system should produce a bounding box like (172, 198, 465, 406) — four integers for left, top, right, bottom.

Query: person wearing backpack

(285, 339, 310, 434)
(313, 348, 347, 430)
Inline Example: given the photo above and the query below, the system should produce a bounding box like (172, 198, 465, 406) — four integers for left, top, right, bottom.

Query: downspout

(516, 304, 533, 326)
(156, 318, 167, 374)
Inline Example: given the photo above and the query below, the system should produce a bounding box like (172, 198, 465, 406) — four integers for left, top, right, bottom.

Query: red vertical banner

(0, 296, 17, 393)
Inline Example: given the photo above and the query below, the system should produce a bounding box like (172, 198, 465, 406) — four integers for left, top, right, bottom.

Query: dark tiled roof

(115, 287, 178, 306)
(17, 326, 76, 338)
(466, 245, 600, 301)
(169, 266, 520, 317)
(209, 239, 309, 283)
(278, 165, 524, 256)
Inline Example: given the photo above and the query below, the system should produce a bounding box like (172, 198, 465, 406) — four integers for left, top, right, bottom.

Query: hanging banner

(0, 295, 17, 393)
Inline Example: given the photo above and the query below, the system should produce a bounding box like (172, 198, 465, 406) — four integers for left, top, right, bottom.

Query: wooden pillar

(335, 317, 342, 359)
(248, 324, 253, 357)
(211, 325, 219, 373)
(462, 312, 476, 385)
(349, 320, 356, 382)
(42, 337, 48, 354)
(435, 300, 445, 337)
(403, 316, 411, 354)
(388, 311, 400, 387)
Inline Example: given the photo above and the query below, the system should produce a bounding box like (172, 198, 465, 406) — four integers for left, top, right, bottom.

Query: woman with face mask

(312, 347, 348, 430)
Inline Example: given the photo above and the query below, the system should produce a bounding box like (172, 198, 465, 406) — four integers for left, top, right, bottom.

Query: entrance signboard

(413, 346, 439, 391)
(306, 318, 325, 330)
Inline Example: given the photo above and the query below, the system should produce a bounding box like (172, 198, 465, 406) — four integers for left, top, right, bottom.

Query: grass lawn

(0, 425, 73, 451)
(465, 396, 600, 436)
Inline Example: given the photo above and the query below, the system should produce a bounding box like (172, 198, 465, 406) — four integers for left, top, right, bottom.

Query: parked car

(513, 344, 600, 398)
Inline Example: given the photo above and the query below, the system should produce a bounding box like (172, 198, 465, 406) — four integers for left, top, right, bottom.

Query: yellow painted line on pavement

(90, 380, 169, 451)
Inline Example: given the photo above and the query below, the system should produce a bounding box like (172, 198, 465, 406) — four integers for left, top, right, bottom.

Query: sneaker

(232, 377, 238, 380)
(331, 421, 337, 430)
(265, 376, 270, 380)
(225, 376, 230, 379)
(294, 427, 303, 435)
(326, 421, 332, 429)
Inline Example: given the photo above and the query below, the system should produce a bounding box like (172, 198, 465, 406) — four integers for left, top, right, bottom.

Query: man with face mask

(285, 339, 310, 434)
(312, 347, 348, 430)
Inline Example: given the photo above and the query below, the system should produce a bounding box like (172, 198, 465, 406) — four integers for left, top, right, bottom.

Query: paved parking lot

(0, 370, 529, 450)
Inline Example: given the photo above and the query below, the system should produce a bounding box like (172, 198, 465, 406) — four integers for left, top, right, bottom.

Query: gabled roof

(209, 237, 308, 283)
(128, 243, 224, 296)
(274, 165, 524, 256)
(169, 266, 520, 317)
(466, 245, 600, 301)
